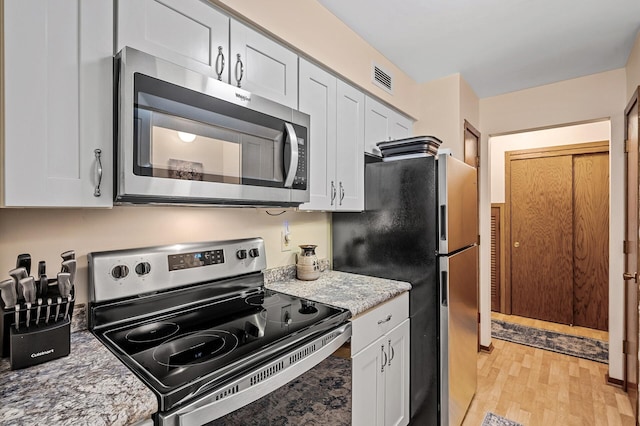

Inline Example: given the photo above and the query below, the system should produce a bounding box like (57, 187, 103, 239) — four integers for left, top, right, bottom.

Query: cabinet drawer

(351, 292, 408, 355)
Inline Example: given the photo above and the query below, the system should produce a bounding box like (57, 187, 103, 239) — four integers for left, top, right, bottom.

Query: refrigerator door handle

(440, 205, 447, 241)
(441, 270, 448, 306)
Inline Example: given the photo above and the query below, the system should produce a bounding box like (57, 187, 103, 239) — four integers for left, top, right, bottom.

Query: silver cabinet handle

(215, 46, 225, 81)
(235, 54, 244, 88)
(339, 182, 345, 205)
(93, 149, 102, 197)
(377, 314, 392, 325)
(332, 181, 337, 205)
(380, 344, 388, 373)
(283, 123, 299, 188)
(388, 339, 395, 367)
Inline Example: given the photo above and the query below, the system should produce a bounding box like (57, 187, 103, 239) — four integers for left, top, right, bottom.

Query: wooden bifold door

(505, 141, 609, 331)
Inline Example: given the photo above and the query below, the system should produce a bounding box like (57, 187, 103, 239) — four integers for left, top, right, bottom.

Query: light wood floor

(461, 339, 634, 426)
(491, 312, 609, 341)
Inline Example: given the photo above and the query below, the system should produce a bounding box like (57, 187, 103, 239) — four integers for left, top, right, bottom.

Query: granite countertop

(0, 270, 408, 426)
(265, 270, 411, 316)
(0, 312, 157, 426)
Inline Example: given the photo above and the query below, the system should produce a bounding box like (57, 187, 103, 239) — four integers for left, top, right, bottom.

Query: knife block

(0, 296, 74, 366)
(9, 318, 71, 369)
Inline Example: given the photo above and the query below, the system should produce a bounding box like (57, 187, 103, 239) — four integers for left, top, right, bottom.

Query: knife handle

(60, 250, 75, 261)
(61, 260, 76, 288)
(19, 276, 36, 305)
(38, 275, 49, 297)
(8, 267, 28, 299)
(16, 253, 31, 276)
(45, 299, 52, 324)
(0, 278, 17, 309)
(38, 260, 46, 277)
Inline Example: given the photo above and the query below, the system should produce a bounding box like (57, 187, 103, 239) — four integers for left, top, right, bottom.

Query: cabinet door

(298, 60, 337, 210)
(390, 113, 412, 140)
(352, 340, 386, 426)
(117, 0, 229, 81)
(364, 96, 391, 155)
(364, 96, 413, 155)
(3, 0, 112, 207)
(335, 81, 365, 211)
(384, 320, 411, 426)
(230, 20, 298, 109)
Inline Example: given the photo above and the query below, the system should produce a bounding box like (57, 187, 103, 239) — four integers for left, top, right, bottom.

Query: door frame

(623, 87, 639, 417)
(504, 140, 610, 314)
(463, 119, 482, 350)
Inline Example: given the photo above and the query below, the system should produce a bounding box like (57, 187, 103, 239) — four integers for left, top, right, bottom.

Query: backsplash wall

(0, 207, 330, 304)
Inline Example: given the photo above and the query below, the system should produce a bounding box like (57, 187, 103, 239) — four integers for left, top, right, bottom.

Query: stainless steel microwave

(114, 47, 310, 206)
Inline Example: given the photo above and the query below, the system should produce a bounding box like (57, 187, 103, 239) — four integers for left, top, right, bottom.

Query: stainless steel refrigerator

(332, 153, 478, 426)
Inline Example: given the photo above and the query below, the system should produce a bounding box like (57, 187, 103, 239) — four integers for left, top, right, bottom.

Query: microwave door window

(241, 134, 284, 185)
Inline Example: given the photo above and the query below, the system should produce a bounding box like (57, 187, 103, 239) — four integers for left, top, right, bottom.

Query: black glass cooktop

(97, 288, 349, 409)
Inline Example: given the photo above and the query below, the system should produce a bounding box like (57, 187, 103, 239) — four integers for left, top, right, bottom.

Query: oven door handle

(283, 122, 299, 188)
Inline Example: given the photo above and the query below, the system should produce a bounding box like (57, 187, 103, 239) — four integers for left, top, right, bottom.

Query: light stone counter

(265, 269, 411, 316)
(0, 309, 157, 426)
(0, 270, 408, 426)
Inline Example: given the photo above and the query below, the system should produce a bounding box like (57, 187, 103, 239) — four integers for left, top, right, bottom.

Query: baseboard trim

(480, 342, 494, 354)
(606, 374, 624, 388)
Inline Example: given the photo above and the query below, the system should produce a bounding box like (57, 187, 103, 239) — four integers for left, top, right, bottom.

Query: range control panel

(168, 249, 225, 271)
(89, 238, 267, 303)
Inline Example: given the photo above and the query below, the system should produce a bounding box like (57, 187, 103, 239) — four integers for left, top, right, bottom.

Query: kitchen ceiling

(317, 0, 640, 98)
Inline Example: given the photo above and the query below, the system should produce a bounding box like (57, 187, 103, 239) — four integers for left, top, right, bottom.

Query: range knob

(249, 248, 260, 258)
(135, 262, 151, 276)
(236, 249, 248, 260)
(111, 264, 129, 279)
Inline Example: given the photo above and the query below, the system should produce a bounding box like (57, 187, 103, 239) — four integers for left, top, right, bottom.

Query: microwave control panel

(292, 138, 307, 189)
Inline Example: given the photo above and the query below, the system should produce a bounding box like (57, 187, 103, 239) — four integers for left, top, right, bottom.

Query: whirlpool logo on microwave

(235, 92, 251, 102)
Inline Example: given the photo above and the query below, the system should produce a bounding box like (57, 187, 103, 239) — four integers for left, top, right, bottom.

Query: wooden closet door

(573, 153, 609, 330)
(510, 155, 574, 324)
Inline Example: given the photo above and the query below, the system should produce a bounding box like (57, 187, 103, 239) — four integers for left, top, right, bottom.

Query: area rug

(482, 412, 523, 426)
(211, 355, 352, 425)
(492, 319, 608, 363)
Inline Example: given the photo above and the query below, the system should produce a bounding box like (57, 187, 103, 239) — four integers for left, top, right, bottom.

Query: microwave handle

(283, 123, 299, 188)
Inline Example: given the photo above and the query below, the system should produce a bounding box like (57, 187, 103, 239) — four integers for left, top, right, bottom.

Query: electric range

(88, 238, 351, 426)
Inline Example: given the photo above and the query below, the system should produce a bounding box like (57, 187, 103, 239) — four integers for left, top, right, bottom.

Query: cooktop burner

(245, 293, 281, 307)
(126, 322, 180, 343)
(153, 330, 239, 367)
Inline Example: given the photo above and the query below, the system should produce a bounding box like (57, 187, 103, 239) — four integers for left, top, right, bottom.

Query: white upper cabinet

(117, 0, 230, 82)
(116, 0, 298, 108)
(335, 81, 365, 211)
(364, 96, 413, 155)
(298, 60, 364, 211)
(3, 0, 113, 207)
(230, 20, 298, 109)
(298, 60, 337, 210)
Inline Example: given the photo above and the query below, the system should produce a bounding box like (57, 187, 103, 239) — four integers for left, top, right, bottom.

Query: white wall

(490, 120, 611, 203)
(626, 30, 640, 101)
(480, 68, 627, 380)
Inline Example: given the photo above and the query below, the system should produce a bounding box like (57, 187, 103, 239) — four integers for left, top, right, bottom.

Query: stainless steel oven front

(115, 47, 310, 206)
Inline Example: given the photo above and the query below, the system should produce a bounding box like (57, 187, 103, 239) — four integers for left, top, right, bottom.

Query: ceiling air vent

(372, 63, 393, 94)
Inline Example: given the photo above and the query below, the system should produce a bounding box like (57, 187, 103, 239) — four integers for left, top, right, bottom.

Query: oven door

(115, 47, 310, 206)
(157, 323, 351, 426)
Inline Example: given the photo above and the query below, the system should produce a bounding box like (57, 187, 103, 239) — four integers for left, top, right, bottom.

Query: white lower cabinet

(351, 293, 410, 426)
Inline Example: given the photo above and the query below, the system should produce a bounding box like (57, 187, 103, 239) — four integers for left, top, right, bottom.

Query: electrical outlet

(281, 230, 293, 251)
(281, 220, 292, 252)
